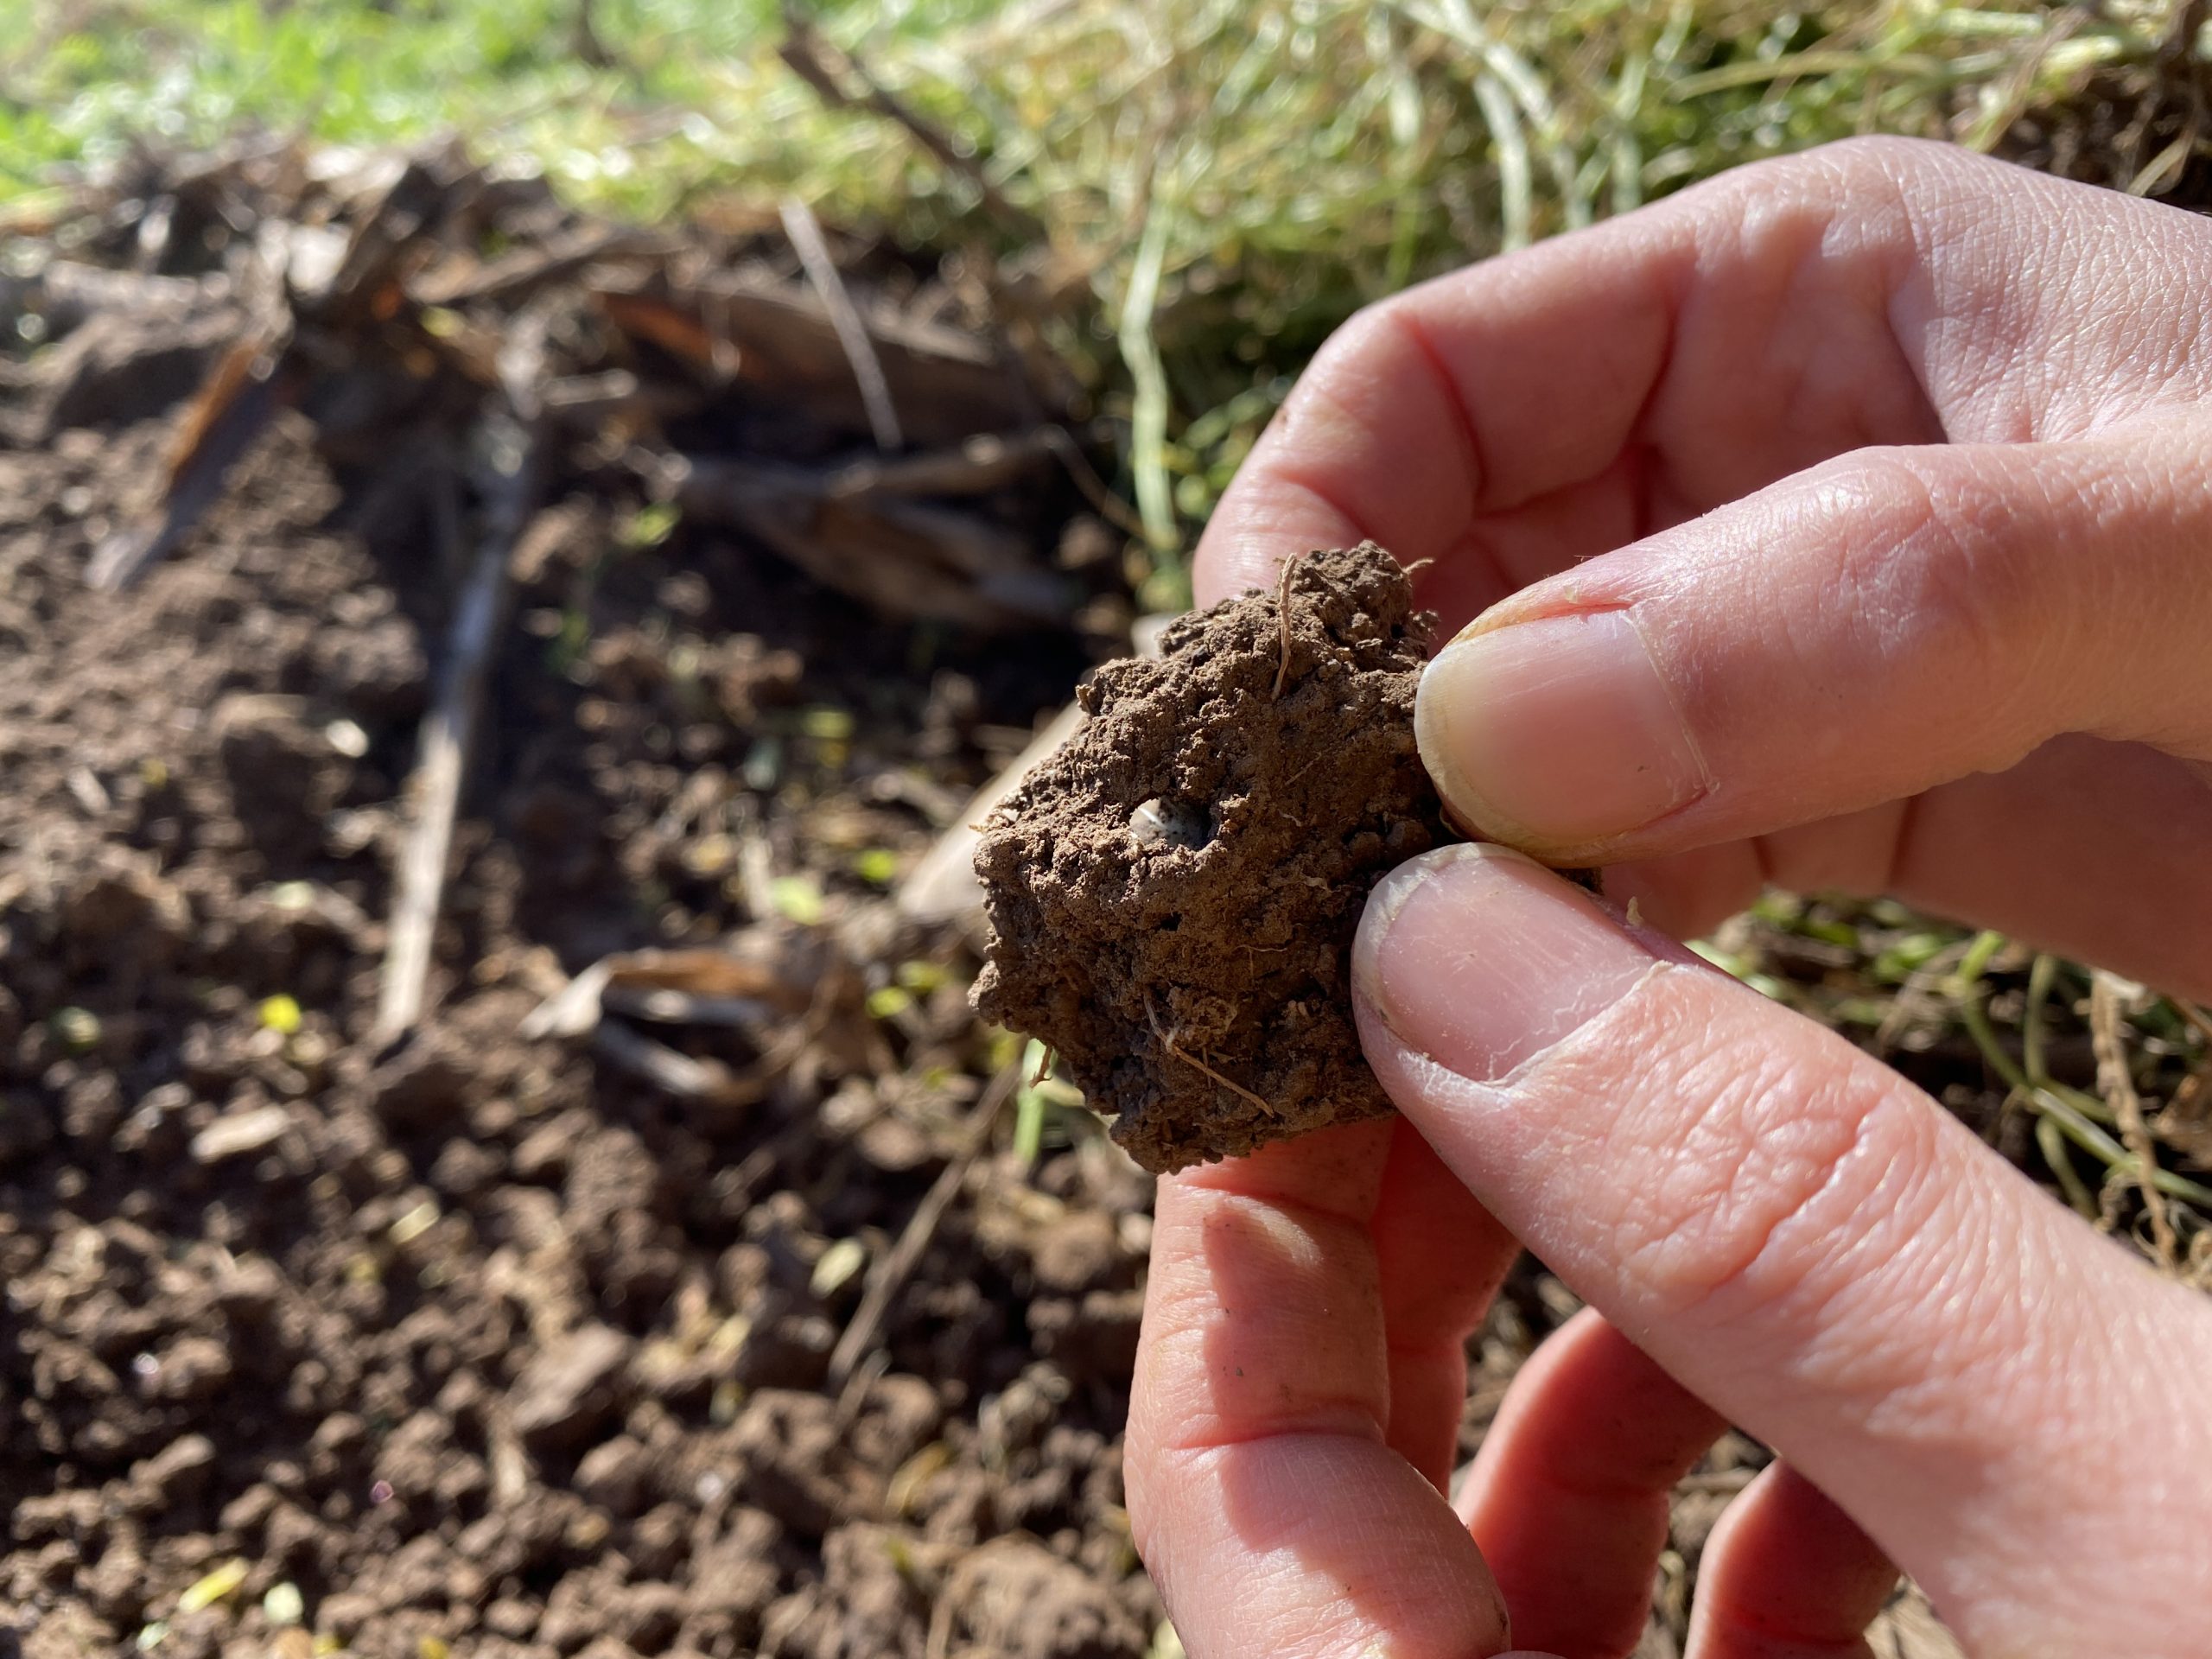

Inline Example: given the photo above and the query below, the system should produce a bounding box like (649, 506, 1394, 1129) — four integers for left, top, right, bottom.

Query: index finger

(1193, 140, 1961, 619)
(1126, 1120, 1516, 1658)
(1192, 213, 1676, 614)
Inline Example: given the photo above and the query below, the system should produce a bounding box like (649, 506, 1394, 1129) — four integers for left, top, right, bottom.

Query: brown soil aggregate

(971, 543, 1449, 1174)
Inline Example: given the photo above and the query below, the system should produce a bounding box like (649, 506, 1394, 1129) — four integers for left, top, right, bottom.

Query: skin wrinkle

(1656, 161, 1928, 498)
(1865, 140, 2212, 442)
(1160, 1405, 1389, 1457)
(1140, 1192, 1390, 1454)
(1964, 450, 2153, 707)
(1879, 152, 2042, 444)
(1907, 439, 2212, 747)
(1921, 1287, 2212, 1651)
(1173, 1167, 1381, 1228)
(1658, 234, 1812, 500)
(1893, 149, 2212, 438)
(1510, 988, 2024, 1460)
(1285, 304, 1479, 531)
(1738, 454, 2038, 774)
(1140, 1298, 1379, 1445)
(1245, 466, 1374, 554)
(1532, 224, 1687, 469)
(1772, 220, 1896, 461)
(1375, 934, 2094, 1435)
(1385, 303, 1491, 518)
(1416, 225, 1680, 516)
(1614, 256, 1686, 533)
(1507, 993, 1902, 1327)
(1620, 1046, 1896, 1319)
(1805, 450, 2054, 752)
(1764, 1134, 1987, 1419)
(1396, 1013, 1991, 1648)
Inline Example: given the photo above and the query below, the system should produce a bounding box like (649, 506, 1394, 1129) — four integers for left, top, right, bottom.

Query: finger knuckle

(1810, 131, 1959, 183)
(1283, 298, 1416, 423)
(1605, 1018, 1936, 1327)
(1695, 134, 1933, 214)
(1802, 450, 2056, 728)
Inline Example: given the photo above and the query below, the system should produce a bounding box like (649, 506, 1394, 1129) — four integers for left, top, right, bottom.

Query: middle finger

(1128, 1121, 1518, 1657)
(1459, 1309, 1727, 1658)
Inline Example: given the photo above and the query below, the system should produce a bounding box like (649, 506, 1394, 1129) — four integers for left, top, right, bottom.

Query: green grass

(0, 0, 986, 196)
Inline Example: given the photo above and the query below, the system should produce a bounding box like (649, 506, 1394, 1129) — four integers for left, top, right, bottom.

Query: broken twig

(372, 413, 550, 1046)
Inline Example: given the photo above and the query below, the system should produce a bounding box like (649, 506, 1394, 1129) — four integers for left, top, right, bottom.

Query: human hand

(1124, 137, 2212, 1657)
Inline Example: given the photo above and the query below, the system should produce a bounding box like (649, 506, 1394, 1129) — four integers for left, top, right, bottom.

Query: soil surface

(0, 411, 1167, 1659)
(972, 544, 1447, 1174)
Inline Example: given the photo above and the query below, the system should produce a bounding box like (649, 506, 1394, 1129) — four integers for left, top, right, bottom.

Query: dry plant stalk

(2090, 969, 2177, 1267)
(825, 1059, 1023, 1391)
(779, 194, 904, 452)
(373, 425, 550, 1046)
(1270, 550, 1301, 700)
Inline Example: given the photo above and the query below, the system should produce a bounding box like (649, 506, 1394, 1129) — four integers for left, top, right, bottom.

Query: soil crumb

(973, 543, 1448, 1173)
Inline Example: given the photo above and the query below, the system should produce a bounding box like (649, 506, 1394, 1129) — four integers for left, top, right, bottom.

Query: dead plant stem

(825, 1058, 1023, 1392)
(2092, 969, 2177, 1264)
(779, 194, 904, 452)
(1271, 552, 1301, 699)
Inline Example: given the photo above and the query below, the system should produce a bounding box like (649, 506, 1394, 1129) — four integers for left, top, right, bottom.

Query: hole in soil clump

(1126, 796, 1211, 853)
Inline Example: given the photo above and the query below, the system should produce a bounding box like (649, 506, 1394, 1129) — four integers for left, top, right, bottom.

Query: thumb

(1351, 843, 2212, 1659)
(1414, 429, 2212, 862)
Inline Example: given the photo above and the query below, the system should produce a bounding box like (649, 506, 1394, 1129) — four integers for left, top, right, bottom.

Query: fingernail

(1355, 844, 1659, 1082)
(1416, 609, 1709, 849)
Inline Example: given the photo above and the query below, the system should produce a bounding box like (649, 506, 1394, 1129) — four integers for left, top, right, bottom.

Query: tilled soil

(0, 413, 1193, 1659)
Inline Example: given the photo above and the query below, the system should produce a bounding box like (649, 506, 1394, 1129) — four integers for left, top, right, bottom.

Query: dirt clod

(509, 1323, 634, 1451)
(944, 1537, 1147, 1659)
(974, 543, 1448, 1173)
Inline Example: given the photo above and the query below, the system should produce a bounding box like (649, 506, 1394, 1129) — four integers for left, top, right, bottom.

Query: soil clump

(974, 543, 1449, 1173)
